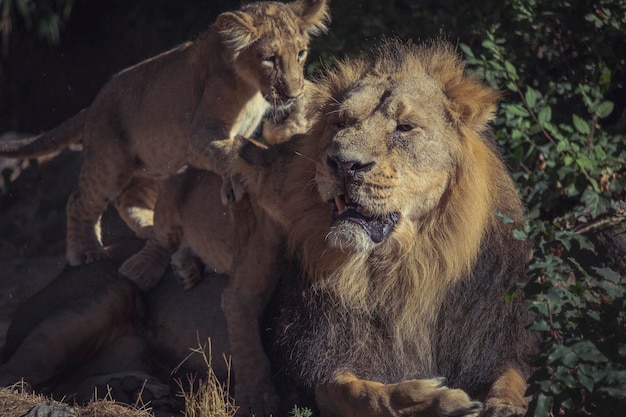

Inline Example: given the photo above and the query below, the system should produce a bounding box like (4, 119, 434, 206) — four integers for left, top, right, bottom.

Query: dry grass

(174, 338, 238, 417)
(0, 339, 237, 417)
(0, 381, 153, 417)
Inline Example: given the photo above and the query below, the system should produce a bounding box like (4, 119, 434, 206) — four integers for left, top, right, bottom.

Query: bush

(3, 0, 626, 415)
(459, 1, 626, 415)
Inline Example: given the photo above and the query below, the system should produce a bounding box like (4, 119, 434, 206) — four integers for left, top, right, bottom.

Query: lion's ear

(425, 45, 501, 131)
(215, 11, 259, 54)
(445, 76, 501, 132)
(290, 0, 331, 36)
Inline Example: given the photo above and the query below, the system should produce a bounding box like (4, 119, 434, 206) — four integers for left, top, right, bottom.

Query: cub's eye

(396, 123, 415, 132)
(297, 49, 308, 62)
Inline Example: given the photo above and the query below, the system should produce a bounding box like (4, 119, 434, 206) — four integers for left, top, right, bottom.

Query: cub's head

(309, 40, 504, 254)
(216, 0, 330, 108)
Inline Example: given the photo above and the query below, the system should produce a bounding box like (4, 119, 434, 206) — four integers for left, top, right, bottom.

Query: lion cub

(0, 0, 329, 266)
(119, 80, 314, 290)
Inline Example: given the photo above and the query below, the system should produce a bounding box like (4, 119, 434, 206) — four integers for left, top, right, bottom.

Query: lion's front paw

(390, 379, 483, 417)
(482, 400, 526, 417)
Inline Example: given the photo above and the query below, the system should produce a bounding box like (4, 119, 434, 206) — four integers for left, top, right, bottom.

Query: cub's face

(216, 0, 329, 109)
(315, 74, 461, 253)
(235, 28, 309, 108)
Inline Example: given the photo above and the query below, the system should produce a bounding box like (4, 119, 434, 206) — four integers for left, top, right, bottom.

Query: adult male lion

(0, 0, 329, 266)
(230, 39, 537, 417)
(1, 39, 535, 417)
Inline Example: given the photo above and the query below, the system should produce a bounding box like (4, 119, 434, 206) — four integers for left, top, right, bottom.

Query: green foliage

(460, 0, 626, 415)
(4, 0, 626, 415)
(289, 405, 314, 417)
(0, 0, 75, 53)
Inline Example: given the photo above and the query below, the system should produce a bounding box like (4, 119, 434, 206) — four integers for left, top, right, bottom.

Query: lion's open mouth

(331, 195, 400, 243)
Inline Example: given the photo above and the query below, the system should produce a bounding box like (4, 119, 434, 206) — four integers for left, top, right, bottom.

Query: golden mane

(274, 40, 524, 344)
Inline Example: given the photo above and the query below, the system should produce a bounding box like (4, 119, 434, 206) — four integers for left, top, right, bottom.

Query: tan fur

(117, 88, 314, 415)
(231, 40, 533, 417)
(118, 40, 532, 417)
(0, 0, 329, 266)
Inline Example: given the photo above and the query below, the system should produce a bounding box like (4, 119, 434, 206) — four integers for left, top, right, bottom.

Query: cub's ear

(215, 11, 259, 55)
(290, 0, 331, 36)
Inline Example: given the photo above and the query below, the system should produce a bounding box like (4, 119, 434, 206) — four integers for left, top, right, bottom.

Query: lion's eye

(396, 123, 415, 132)
(263, 55, 277, 65)
(297, 49, 308, 62)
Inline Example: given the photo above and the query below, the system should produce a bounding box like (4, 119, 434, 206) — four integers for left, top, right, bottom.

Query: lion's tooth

(335, 195, 346, 214)
(359, 207, 371, 217)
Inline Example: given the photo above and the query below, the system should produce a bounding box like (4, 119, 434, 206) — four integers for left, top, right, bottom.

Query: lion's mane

(260, 40, 535, 400)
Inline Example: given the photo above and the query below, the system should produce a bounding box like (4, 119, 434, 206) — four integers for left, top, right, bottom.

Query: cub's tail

(0, 109, 86, 158)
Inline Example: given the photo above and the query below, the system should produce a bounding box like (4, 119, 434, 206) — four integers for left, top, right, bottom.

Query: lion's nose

(327, 154, 375, 177)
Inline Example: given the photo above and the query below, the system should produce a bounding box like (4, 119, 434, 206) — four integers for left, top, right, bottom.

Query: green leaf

(575, 153, 593, 171)
(532, 393, 553, 417)
(506, 104, 530, 117)
(596, 101, 614, 118)
(512, 229, 527, 240)
(571, 340, 609, 363)
(528, 319, 551, 332)
(525, 87, 538, 108)
(581, 189, 611, 218)
(504, 60, 518, 79)
(555, 365, 578, 388)
(459, 43, 474, 58)
(538, 106, 552, 124)
(593, 267, 621, 283)
(573, 114, 591, 135)
(548, 345, 578, 368)
(481, 39, 498, 52)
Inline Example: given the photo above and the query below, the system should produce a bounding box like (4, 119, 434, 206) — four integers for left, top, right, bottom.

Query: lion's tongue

(339, 210, 398, 243)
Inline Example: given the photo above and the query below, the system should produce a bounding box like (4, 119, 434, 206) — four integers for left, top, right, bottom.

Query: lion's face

(216, 0, 329, 108)
(315, 72, 461, 253)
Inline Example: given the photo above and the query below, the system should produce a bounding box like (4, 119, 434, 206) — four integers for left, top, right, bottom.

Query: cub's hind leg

(66, 149, 137, 266)
(119, 175, 184, 290)
(114, 177, 161, 240)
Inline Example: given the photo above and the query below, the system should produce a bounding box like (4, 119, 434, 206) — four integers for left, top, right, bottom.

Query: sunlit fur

(254, 41, 517, 328)
(237, 40, 534, 409)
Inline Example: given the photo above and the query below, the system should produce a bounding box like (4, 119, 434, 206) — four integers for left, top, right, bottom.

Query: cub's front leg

(315, 371, 483, 417)
(221, 198, 284, 416)
(186, 128, 246, 205)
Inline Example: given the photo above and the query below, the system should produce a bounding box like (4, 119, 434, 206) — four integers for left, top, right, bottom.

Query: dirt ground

(0, 139, 196, 416)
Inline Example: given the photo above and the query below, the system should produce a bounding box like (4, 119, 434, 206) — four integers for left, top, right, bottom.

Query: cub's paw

(171, 247, 204, 290)
(68, 246, 109, 266)
(220, 175, 247, 205)
(119, 244, 169, 291)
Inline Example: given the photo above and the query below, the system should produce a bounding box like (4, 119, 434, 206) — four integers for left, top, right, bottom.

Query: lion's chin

(327, 196, 400, 250)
